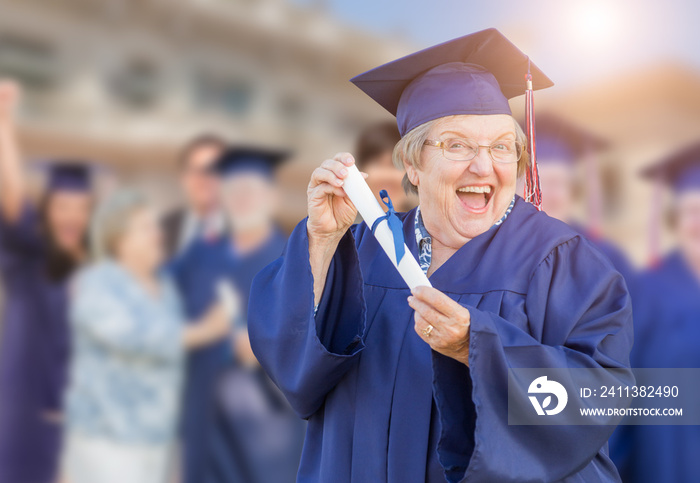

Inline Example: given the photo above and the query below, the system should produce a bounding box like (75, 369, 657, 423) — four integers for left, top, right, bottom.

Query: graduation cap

(214, 147, 291, 179)
(350, 28, 553, 209)
(535, 114, 609, 166)
(641, 141, 700, 194)
(32, 160, 98, 192)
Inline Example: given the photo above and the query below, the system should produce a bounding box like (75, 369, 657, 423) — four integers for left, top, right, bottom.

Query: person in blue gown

(0, 81, 94, 483)
(609, 142, 700, 482)
(171, 147, 304, 483)
(169, 235, 235, 483)
(248, 29, 633, 482)
(535, 113, 635, 282)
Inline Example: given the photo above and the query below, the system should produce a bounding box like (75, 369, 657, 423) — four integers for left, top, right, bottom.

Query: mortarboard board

(535, 114, 609, 166)
(642, 141, 700, 194)
(350, 28, 553, 137)
(31, 160, 97, 192)
(214, 147, 290, 179)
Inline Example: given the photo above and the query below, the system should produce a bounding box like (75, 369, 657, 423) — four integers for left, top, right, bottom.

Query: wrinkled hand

(409, 286, 471, 365)
(0, 80, 20, 123)
(306, 152, 365, 243)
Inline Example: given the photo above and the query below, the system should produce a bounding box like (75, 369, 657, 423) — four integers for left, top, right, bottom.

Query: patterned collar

(414, 196, 515, 275)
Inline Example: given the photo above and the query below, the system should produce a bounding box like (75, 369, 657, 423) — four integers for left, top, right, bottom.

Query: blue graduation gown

(609, 252, 700, 482)
(170, 236, 239, 483)
(215, 229, 306, 483)
(0, 206, 69, 483)
(570, 223, 635, 285)
(172, 228, 304, 483)
(248, 196, 633, 483)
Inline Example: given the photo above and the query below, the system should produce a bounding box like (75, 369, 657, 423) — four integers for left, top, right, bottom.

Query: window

(0, 34, 58, 88)
(107, 57, 162, 109)
(194, 73, 255, 117)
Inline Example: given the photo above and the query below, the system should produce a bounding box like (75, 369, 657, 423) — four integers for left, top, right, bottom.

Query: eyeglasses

(424, 138, 523, 164)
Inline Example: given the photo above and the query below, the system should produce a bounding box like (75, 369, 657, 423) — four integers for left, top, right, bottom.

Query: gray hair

(392, 115, 530, 194)
(90, 189, 147, 261)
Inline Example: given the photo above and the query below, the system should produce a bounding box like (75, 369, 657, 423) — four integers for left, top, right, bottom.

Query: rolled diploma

(343, 164, 431, 289)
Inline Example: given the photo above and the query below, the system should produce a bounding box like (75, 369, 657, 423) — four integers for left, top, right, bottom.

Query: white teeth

(457, 186, 492, 194)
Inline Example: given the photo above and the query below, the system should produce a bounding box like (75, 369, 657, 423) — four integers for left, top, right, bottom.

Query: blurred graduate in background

(163, 134, 228, 258)
(609, 142, 700, 482)
(354, 121, 416, 211)
(61, 189, 232, 483)
(0, 81, 94, 483)
(171, 147, 304, 483)
(535, 113, 635, 282)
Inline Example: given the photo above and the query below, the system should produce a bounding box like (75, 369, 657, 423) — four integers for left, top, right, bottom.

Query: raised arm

(0, 81, 26, 223)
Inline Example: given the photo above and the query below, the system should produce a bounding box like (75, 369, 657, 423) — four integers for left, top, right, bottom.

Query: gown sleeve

(432, 235, 634, 483)
(0, 203, 43, 271)
(248, 219, 366, 419)
(70, 269, 184, 363)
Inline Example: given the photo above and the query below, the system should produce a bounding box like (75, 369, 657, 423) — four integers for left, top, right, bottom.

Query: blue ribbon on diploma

(371, 190, 406, 264)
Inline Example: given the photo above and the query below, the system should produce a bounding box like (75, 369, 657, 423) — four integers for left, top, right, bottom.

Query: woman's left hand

(408, 286, 471, 366)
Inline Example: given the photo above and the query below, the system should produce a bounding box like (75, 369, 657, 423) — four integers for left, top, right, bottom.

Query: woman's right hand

(306, 153, 361, 243)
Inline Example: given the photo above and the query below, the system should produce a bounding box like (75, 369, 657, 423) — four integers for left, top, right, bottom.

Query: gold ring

(422, 325, 434, 337)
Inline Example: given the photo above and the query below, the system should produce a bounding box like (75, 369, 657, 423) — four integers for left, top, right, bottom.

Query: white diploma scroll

(343, 164, 431, 289)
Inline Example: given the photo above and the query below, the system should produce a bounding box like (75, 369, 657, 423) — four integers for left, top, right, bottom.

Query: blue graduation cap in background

(642, 141, 700, 194)
(214, 147, 291, 179)
(32, 160, 99, 192)
(535, 113, 609, 166)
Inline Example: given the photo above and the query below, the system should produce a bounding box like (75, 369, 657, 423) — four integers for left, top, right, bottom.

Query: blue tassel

(370, 190, 406, 264)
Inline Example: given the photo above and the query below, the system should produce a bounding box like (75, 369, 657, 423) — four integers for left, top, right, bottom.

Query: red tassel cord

(524, 66, 542, 210)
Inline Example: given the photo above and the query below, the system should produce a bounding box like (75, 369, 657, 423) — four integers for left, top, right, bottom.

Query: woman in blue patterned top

(61, 190, 232, 483)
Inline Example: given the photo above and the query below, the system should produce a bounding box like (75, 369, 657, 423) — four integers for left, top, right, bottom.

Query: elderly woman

(62, 190, 231, 483)
(249, 29, 633, 483)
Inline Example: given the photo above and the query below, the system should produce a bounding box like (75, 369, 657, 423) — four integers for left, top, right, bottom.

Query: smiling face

(222, 171, 278, 232)
(181, 143, 223, 215)
(404, 114, 519, 247)
(114, 206, 165, 273)
(44, 190, 92, 254)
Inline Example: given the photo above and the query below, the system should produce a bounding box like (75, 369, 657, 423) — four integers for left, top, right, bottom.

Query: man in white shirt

(163, 134, 228, 257)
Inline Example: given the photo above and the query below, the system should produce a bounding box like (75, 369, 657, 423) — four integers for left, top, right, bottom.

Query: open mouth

(456, 185, 494, 213)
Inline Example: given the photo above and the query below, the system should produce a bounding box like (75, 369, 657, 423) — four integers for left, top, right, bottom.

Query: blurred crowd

(0, 40, 699, 482)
